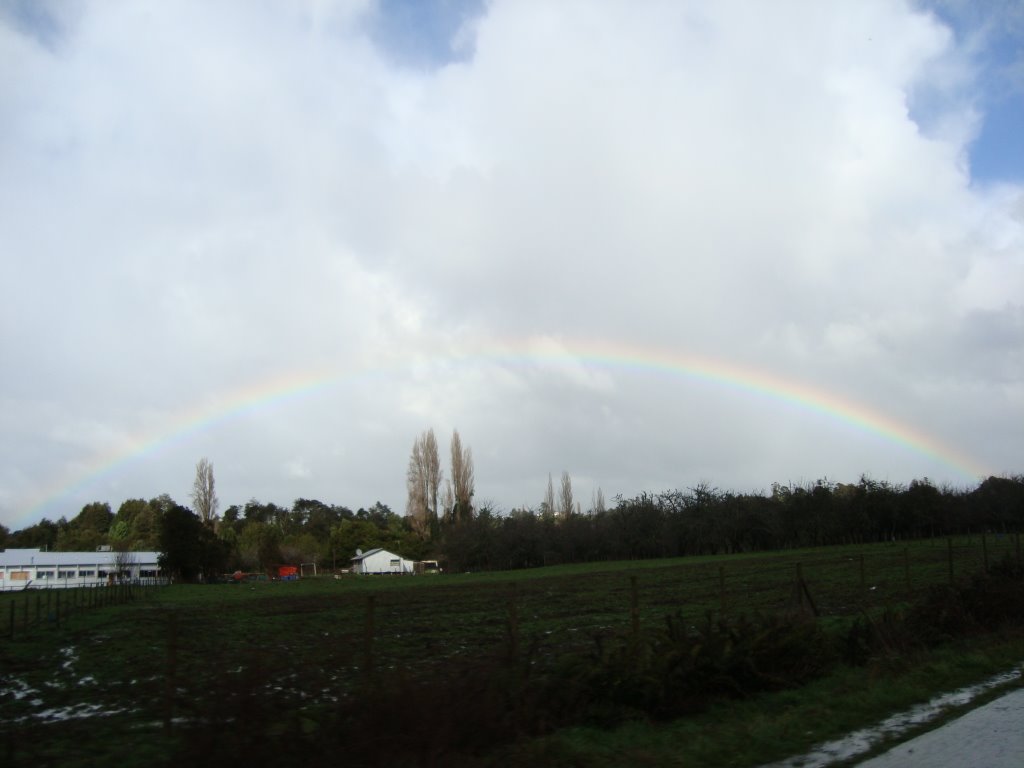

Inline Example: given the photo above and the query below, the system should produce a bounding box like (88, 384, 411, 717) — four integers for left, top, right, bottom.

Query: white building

(0, 548, 164, 590)
(350, 548, 416, 575)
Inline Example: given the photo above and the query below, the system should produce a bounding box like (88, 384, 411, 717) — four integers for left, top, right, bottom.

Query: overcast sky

(1, 0, 1022, 531)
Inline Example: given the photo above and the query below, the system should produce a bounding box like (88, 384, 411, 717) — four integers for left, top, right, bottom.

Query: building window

(58, 571, 75, 579)
(139, 569, 159, 578)
(79, 570, 95, 577)
(38, 571, 55, 579)
(98, 570, 108, 578)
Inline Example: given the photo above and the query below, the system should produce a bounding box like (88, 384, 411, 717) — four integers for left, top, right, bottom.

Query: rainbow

(18, 337, 991, 526)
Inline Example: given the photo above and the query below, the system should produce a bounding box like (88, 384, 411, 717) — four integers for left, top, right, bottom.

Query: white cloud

(284, 458, 312, 480)
(1, 0, 1021, 528)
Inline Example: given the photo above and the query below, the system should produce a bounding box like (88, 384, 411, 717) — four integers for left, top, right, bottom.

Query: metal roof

(351, 547, 388, 561)
(0, 548, 161, 567)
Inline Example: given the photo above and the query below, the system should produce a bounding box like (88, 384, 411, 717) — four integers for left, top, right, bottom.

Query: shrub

(554, 611, 835, 725)
(909, 556, 1024, 643)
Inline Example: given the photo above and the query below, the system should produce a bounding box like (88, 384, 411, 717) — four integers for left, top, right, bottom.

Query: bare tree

(407, 429, 442, 538)
(449, 429, 475, 524)
(559, 471, 574, 520)
(112, 549, 136, 582)
(543, 473, 556, 517)
(442, 480, 455, 525)
(407, 441, 429, 537)
(191, 457, 219, 527)
(592, 486, 606, 515)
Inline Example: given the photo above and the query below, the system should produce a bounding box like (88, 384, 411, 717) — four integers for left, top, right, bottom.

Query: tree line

(2, 445, 1021, 581)
(0, 490, 425, 582)
(443, 475, 1024, 571)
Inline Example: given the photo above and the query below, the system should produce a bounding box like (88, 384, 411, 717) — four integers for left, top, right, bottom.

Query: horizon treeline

(2, 474, 1022, 578)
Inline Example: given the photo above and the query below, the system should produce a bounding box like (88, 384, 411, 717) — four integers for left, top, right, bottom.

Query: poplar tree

(559, 471, 574, 520)
(543, 473, 556, 518)
(449, 429, 475, 524)
(407, 429, 441, 539)
(191, 458, 219, 527)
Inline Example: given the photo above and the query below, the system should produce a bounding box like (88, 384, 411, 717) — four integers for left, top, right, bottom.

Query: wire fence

(2, 534, 1021, 761)
(349, 534, 1024, 675)
(612, 533, 1023, 627)
(2, 534, 1020, 652)
(1, 579, 167, 640)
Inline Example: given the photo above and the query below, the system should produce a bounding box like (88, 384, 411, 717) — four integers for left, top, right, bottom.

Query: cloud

(284, 458, 313, 480)
(0, 0, 1021, 529)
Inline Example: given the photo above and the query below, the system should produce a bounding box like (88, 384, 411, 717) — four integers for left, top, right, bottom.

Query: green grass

(499, 638, 1024, 767)
(1, 536, 1022, 766)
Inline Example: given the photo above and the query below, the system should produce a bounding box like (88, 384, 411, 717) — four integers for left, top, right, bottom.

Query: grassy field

(2, 536, 1022, 766)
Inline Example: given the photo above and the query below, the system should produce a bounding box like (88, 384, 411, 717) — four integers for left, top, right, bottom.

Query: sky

(1, 0, 1022, 532)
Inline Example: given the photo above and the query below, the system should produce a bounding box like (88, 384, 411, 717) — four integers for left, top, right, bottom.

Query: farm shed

(0, 548, 164, 591)
(350, 548, 415, 575)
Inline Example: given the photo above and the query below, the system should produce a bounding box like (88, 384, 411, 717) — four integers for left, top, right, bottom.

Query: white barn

(0, 548, 164, 591)
(350, 548, 415, 575)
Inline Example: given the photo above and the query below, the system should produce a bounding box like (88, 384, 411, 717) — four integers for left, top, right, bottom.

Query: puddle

(761, 666, 1023, 768)
(29, 703, 127, 723)
(1, 678, 41, 701)
(60, 646, 78, 670)
(2, 688, 128, 725)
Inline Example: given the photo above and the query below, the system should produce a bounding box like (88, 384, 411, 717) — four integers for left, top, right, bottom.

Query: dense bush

(909, 556, 1024, 643)
(553, 611, 835, 725)
(843, 556, 1024, 665)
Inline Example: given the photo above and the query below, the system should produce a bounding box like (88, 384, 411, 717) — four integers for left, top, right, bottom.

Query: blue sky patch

(365, 0, 485, 69)
(921, 0, 1024, 184)
(0, 0, 65, 49)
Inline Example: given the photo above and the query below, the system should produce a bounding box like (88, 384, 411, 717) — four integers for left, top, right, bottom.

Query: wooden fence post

(164, 611, 177, 734)
(506, 584, 520, 664)
(793, 563, 818, 617)
(719, 565, 727, 614)
(8, 601, 13, 640)
(630, 575, 640, 639)
(55, 590, 61, 629)
(363, 595, 376, 676)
